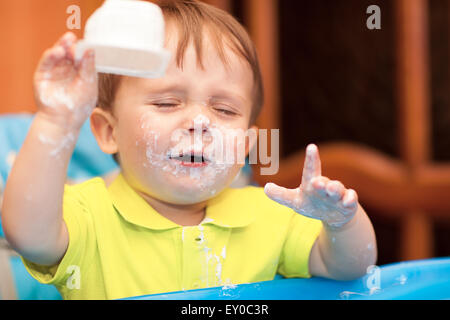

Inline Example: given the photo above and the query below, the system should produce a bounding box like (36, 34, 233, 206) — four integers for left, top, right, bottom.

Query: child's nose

(188, 114, 210, 133)
(188, 124, 209, 135)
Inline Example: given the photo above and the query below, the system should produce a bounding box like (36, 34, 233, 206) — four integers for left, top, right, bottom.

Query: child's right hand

(34, 31, 98, 131)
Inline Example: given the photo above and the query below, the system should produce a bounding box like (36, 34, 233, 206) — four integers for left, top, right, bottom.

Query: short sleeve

(21, 183, 94, 287)
(277, 212, 323, 278)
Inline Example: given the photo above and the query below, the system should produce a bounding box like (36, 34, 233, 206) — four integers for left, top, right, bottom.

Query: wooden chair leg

(401, 211, 434, 261)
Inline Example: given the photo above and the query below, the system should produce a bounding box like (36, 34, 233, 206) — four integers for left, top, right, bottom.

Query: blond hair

(97, 0, 264, 125)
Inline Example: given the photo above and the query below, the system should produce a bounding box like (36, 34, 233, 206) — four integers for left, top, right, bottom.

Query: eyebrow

(210, 90, 247, 109)
(143, 83, 186, 96)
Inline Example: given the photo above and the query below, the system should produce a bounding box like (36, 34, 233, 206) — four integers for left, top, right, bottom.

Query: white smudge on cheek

(142, 130, 172, 172)
(143, 129, 159, 153)
(139, 113, 160, 137)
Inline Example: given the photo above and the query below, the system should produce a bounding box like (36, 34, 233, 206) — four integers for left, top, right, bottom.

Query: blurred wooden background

(0, 0, 98, 113)
(0, 0, 449, 264)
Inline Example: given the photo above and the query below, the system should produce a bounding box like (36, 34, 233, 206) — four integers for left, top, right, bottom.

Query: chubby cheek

(118, 112, 168, 170)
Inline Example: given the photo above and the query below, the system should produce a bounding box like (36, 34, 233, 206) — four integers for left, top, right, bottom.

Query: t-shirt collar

(107, 173, 255, 230)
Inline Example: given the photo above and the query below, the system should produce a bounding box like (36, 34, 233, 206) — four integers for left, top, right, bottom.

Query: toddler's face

(109, 31, 257, 204)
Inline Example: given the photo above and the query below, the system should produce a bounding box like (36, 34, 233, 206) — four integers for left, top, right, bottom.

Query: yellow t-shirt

(22, 174, 323, 300)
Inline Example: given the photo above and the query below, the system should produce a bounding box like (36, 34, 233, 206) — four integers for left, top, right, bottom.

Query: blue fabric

(0, 114, 33, 190)
(9, 256, 62, 300)
(0, 113, 118, 299)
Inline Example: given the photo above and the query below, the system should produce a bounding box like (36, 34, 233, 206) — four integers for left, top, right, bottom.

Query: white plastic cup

(75, 0, 171, 78)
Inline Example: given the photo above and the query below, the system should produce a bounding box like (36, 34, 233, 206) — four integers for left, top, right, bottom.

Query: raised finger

(301, 144, 322, 186)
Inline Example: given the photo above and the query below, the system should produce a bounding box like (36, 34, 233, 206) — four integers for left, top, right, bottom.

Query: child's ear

(90, 107, 119, 155)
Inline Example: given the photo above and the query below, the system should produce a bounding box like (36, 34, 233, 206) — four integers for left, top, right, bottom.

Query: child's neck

(137, 191, 208, 227)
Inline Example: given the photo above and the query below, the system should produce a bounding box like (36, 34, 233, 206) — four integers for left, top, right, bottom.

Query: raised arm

(1, 32, 97, 266)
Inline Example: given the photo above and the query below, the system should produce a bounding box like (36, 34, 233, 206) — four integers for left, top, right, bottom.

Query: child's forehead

(120, 29, 253, 96)
(117, 21, 254, 104)
(163, 21, 251, 76)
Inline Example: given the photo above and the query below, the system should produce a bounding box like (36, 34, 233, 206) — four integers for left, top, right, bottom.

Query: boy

(2, 0, 376, 300)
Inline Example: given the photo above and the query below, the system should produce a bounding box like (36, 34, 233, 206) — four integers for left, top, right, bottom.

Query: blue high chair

(123, 257, 450, 300)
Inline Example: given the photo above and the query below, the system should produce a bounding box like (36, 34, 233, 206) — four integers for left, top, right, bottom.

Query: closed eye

(154, 103, 179, 108)
(214, 108, 237, 116)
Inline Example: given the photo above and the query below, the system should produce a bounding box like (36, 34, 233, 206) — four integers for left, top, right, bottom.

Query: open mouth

(168, 150, 210, 167)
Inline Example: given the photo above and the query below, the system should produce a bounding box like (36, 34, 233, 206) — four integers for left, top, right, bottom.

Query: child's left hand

(264, 144, 359, 228)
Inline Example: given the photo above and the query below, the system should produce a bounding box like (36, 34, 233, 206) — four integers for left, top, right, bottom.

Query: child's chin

(161, 176, 227, 202)
(170, 181, 218, 196)
(165, 187, 220, 204)
(148, 161, 238, 200)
